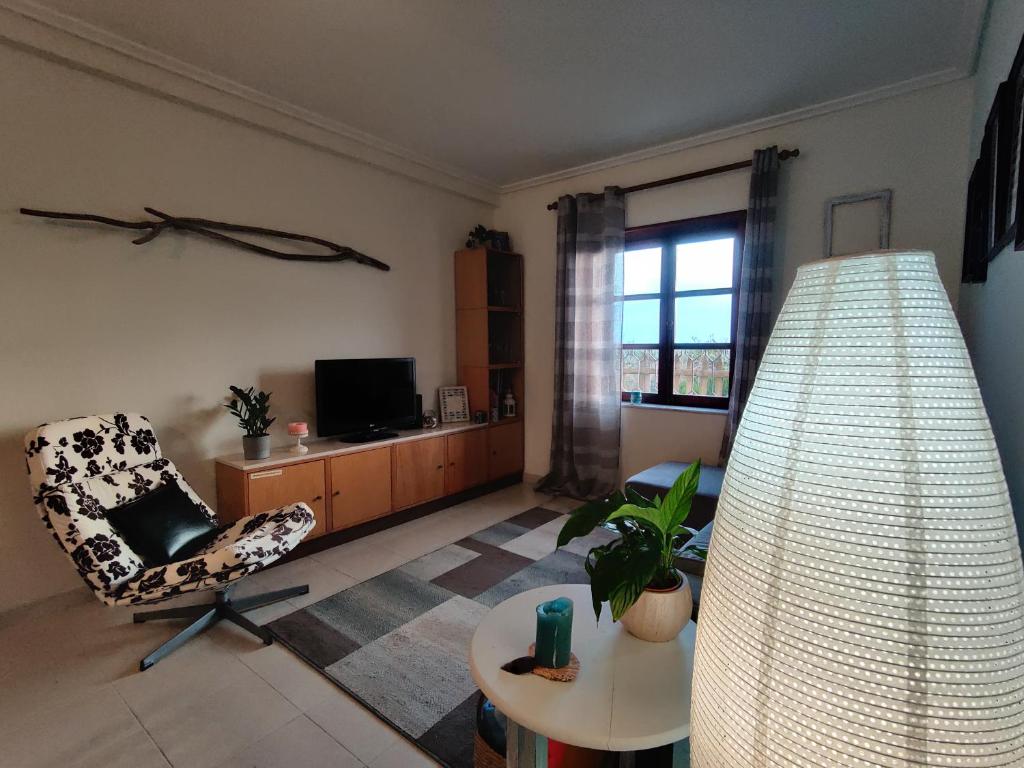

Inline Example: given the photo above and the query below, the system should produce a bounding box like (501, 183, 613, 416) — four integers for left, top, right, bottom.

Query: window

(621, 211, 745, 408)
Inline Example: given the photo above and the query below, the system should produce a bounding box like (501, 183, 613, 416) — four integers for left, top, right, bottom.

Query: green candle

(535, 597, 573, 668)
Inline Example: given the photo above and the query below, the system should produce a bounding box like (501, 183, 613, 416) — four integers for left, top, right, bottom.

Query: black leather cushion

(107, 481, 221, 566)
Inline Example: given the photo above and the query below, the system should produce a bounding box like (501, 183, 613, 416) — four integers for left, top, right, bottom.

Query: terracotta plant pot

(620, 572, 692, 642)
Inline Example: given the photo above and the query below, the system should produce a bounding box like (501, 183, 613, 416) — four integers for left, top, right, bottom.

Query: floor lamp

(691, 251, 1024, 766)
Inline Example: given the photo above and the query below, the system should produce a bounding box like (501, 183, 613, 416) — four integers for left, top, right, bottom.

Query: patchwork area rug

(267, 505, 615, 768)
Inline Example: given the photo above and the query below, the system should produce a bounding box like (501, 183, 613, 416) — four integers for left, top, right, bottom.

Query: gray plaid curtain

(721, 146, 780, 461)
(537, 187, 625, 499)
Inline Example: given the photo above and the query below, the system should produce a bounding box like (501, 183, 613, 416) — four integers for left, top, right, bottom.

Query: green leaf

(663, 460, 701, 533)
(605, 503, 672, 537)
(607, 546, 660, 621)
(556, 491, 625, 547)
(624, 486, 657, 508)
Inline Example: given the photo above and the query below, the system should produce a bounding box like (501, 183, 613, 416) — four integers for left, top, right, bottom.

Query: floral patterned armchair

(25, 413, 315, 669)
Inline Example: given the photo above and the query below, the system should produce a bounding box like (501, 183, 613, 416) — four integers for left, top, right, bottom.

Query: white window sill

(621, 402, 728, 416)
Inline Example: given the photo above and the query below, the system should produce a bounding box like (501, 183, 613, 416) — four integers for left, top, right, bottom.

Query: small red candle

(287, 422, 308, 437)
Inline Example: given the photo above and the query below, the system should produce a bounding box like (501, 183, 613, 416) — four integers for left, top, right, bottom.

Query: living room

(2, 1, 1024, 767)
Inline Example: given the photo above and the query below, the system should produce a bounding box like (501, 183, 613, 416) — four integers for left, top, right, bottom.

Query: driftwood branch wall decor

(19, 207, 390, 271)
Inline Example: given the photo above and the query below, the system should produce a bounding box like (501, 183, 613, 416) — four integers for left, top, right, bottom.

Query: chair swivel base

(133, 583, 309, 671)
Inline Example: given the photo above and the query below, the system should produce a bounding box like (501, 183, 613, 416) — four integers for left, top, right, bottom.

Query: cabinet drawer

(392, 436, 445, 510)
(329, 447, 392, 531)
(488, 422, 523, 480)
(247, 460, 326, 539)
(445, 429, 488, 495)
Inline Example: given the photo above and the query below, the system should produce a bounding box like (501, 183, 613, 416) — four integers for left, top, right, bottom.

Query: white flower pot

(620, 573, 692, 642)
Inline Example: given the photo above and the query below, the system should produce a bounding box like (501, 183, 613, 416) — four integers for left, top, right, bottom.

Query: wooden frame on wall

(1012, 33, 1024, 251)
(824, 189, 892, 258)
(961, 30, 1024, 281)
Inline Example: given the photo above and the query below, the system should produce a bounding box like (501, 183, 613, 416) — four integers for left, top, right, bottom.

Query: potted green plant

(557, 461, 705, 642)
(224, 385, 275, 460)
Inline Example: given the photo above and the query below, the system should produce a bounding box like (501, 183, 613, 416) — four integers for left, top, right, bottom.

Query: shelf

(488, 363, 522, 369)
(489, 416, 522, 425)
(487, 305, 522, 313)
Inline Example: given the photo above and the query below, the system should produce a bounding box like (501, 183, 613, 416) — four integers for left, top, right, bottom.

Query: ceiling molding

(0, 0, 500, 205)
(499, 67, 969, 195)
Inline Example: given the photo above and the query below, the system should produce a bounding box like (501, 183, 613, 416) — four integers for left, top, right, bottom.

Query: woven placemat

(528, 643, 580, 682)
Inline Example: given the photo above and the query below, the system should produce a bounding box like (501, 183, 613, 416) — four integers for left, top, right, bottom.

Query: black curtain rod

(544, 148, 800, 210)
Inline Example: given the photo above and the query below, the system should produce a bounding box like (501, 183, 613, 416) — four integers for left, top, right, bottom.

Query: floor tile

(1, 483, 550, 768)
(0, 683, 169, 768)
(215, 715, 363, 768)
(369, 738, 440, 768)
(114, 634, 254, 722)
(140, 668, 300, 768)
(307, 693, 400, 765)
(309, 539, 409, 582)
(238, 642, 342, 712)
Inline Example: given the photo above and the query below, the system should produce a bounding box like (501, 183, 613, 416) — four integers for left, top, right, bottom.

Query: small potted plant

(224, 385, 275, 460)
(557, 461, 706, 642)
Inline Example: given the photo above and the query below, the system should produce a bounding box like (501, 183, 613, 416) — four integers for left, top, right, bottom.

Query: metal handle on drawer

(250, 469, 283, 480)
(312, 495, 323, 502)
(436, 464, 443, 470)
(332, 490, 341, 497)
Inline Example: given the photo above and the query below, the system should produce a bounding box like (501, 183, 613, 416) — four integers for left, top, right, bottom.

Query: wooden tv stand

(215, 419, 524, 544)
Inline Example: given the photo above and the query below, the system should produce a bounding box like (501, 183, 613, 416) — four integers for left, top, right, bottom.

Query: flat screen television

(315, 357, 417, 441)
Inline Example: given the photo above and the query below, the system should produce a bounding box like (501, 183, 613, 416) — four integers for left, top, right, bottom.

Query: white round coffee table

(470, 584, 695, 764)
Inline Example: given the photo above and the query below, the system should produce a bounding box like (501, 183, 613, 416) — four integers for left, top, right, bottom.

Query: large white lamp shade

(691, 251, 1024, 767)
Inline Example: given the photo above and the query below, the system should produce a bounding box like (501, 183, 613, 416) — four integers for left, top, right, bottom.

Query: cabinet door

(445, 429, 488, 495)
(392, 437, 446, 510)
(329, 447, 393, 531)
(247, 460, 326, 539)
(488, 422, 524, 480)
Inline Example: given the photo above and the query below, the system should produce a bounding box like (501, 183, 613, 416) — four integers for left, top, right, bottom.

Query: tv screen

(315, 357, 417, 438)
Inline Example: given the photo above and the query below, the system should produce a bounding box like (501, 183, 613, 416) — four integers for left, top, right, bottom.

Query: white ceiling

(17, 0, 985, 189)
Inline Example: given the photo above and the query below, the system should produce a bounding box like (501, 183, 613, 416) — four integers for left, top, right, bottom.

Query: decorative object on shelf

(421, 409, 439, 429)
(287, 422, 309, 455)
(473, 410, 487, 424)
(502, 390, 517, 419)
(556, 461, 702, 641)
(629, 390, 642, 405)
(465, 224, 512, 252)
(438, 386, 470, 423)
(534, 596, 573, 668)
(823, 189, 891, 258)
(224, 385, 275, 460)
(690, 251, 1024, 767)
(20, 207, 390, 271)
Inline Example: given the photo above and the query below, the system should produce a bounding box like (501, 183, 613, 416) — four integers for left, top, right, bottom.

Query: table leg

(506, 719, 545, 767)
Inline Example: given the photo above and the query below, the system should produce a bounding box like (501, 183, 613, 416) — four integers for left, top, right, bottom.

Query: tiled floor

(0, 484, 578, 768)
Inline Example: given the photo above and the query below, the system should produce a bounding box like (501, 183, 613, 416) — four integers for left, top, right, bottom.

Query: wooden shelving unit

(454, 247, 525, 478)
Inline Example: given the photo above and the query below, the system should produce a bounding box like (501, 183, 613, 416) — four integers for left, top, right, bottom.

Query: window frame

(620, 210, 746, 409)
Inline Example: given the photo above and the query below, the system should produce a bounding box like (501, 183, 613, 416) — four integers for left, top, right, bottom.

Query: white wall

(0, 43, 491, 612)
(496, 80, 974, 480)
(958, 0, 1024, 544)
